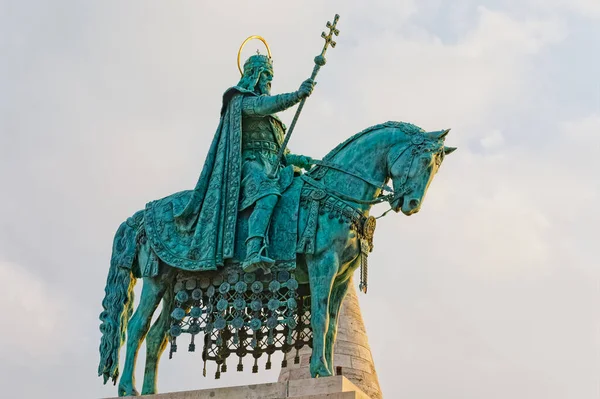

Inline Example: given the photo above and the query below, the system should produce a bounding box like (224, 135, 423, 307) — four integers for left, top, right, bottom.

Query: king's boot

(242, 195, 277, 273)
(242, 236, 274, 273)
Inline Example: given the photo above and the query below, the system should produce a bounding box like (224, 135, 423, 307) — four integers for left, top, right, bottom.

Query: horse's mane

(322, 121, 426, 161)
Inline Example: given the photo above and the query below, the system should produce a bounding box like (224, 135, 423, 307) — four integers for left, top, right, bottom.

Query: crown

(242, 54, 273, 76)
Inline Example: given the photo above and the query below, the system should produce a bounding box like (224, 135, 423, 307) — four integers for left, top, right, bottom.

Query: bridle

(303, 138, 437, 218)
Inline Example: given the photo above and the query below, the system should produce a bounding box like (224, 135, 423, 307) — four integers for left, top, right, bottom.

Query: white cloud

(0, 261, 80, 364)
(330, 7, 567, 144)
(480, 129, 505, 149)
(532, 0, 600, 20)
(562, 113, 600, 142)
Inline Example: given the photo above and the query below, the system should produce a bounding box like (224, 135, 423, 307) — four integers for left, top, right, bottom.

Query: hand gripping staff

(270, 14, 340, 176)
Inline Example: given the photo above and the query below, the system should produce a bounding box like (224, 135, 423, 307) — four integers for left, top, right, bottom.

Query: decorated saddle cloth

(142, 177, 304, 275)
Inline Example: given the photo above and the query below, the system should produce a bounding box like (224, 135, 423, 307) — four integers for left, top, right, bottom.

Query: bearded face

(255, 70, 273, 95)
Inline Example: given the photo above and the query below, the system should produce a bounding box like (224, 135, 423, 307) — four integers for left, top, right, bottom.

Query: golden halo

(237, 35, 272, 76)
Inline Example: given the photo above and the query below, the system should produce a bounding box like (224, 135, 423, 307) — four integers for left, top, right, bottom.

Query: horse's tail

(98, 210, 143, 385)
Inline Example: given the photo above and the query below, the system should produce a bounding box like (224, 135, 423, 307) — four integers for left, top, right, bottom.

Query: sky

(0, 1, 599, 398)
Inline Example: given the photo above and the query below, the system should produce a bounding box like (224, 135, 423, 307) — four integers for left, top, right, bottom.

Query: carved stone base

(108, 376, 371, 399)
(279, 284, 382, 399)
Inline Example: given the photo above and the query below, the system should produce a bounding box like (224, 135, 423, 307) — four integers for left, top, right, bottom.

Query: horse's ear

(444, 146, 457, 155)
(427, 128, 451, 140)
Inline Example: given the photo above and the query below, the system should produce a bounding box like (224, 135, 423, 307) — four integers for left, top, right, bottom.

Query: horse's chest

(296, 193, 364, 262)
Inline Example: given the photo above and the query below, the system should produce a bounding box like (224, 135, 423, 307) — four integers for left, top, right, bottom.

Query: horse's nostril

(409, 199, 420, 208)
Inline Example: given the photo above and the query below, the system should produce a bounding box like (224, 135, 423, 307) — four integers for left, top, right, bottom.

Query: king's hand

(297, 78, 316, 99)
(286, 154, 315, 170)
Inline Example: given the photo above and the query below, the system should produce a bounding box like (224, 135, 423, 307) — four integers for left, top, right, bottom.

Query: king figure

(171, 37, 315, 274)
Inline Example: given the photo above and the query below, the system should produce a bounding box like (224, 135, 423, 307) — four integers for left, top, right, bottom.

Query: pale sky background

(1, 1, 599, 398)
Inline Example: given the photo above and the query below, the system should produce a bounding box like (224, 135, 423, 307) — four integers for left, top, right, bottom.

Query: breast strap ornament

(359, 216, 376, 294)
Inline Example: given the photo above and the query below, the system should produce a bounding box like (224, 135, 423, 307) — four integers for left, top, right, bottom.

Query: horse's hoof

(118, 384, 139, 397)
(310, 362, 332, 378)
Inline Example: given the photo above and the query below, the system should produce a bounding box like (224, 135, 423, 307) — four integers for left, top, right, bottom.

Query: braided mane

(322, 121, 425, 161)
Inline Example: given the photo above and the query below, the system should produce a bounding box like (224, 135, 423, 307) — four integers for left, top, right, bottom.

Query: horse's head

(387, 128, 456, 215)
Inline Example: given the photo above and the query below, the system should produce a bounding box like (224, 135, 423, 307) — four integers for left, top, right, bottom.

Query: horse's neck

(320, 127, 400, 212)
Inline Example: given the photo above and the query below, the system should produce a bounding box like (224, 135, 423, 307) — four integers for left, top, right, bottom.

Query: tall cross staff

(272, 14, 340, 170)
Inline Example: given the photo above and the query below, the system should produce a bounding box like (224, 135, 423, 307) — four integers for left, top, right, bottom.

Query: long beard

(256, 82, 271, 96)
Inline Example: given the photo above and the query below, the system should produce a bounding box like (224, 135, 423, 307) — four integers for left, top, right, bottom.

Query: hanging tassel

(265, 353, 272, 370)
(188, 335, 196, 352)
(169, 337, 177, 359)
(252, 357, 259, 373)
(281, 358, 288, 368)
(221, 358, 227, 373)
(237, 356, 244, 372)
(294, 347, 300, 364)
(359, 240, 369, 294)
(215, 363, 221, 379)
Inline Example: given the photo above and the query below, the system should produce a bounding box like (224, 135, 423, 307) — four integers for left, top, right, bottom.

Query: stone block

(288, 367, 311, 381)
(287, 376, 363, 398)
(350, 357, 374, 374)
(293, 392, 370, 399)
(107, 376, 372, 399)
(300, 353, 311, 367)
(333, 353, 352, 368)
(334, 340, 365, 358)
(112, 381, 287, 399)
(356, 345, 373, 362)
(279, 370, 291, 382)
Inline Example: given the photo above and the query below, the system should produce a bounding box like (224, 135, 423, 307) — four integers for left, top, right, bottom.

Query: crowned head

(237, 36, 274, 95)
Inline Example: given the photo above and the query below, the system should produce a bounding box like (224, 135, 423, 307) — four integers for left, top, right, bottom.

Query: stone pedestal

(109, 376, 371, 399)
(279, 283, 382, 399)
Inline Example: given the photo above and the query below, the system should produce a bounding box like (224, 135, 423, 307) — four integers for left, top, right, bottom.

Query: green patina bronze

(98, 14, 456, 397)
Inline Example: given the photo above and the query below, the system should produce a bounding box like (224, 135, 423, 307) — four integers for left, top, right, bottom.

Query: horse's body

(99, 121, 455, 396)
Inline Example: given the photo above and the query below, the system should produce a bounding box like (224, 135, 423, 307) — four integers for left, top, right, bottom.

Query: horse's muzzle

(392, 196, 404, 213)
(401, 197, 421, 215)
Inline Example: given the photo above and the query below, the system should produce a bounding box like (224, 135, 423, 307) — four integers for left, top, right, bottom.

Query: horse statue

(98, 120, 455, 396)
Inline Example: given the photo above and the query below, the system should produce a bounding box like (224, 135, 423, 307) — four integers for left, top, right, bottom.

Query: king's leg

(242, 194, 278, 273)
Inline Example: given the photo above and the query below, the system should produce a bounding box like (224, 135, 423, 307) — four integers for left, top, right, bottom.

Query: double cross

(315, 14, 340, 68)
(274, 14, 341, 168)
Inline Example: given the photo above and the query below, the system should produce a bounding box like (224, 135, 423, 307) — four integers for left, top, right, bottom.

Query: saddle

(139, 177, 305, 277)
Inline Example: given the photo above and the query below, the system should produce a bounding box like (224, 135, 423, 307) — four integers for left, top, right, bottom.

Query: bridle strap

(311, 160, 393, 192)
(303, 143, 420, 218)
(301, 175, 390, 205)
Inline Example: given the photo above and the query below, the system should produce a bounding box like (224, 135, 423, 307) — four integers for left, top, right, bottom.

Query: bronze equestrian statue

(98, 17, 456, 397)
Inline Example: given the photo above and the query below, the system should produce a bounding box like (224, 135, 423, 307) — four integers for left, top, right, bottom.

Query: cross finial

(313, 14, 341, 68)
(320, 14, 340, 54)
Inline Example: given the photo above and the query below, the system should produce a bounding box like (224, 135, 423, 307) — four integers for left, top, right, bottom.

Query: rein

(311, 160, 394, 193)
(305, 145, 415, 218)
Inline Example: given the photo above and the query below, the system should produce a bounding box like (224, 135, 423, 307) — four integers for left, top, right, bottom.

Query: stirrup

(242, 240, 275, 273)
(242, 253, 275, 273)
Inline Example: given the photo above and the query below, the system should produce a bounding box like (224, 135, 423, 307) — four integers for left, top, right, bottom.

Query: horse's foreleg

(325, 273, 352, 373)
(118, 277, 166, 397)
(141, 288, 174, 395)
(307, 251, 339, 378)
